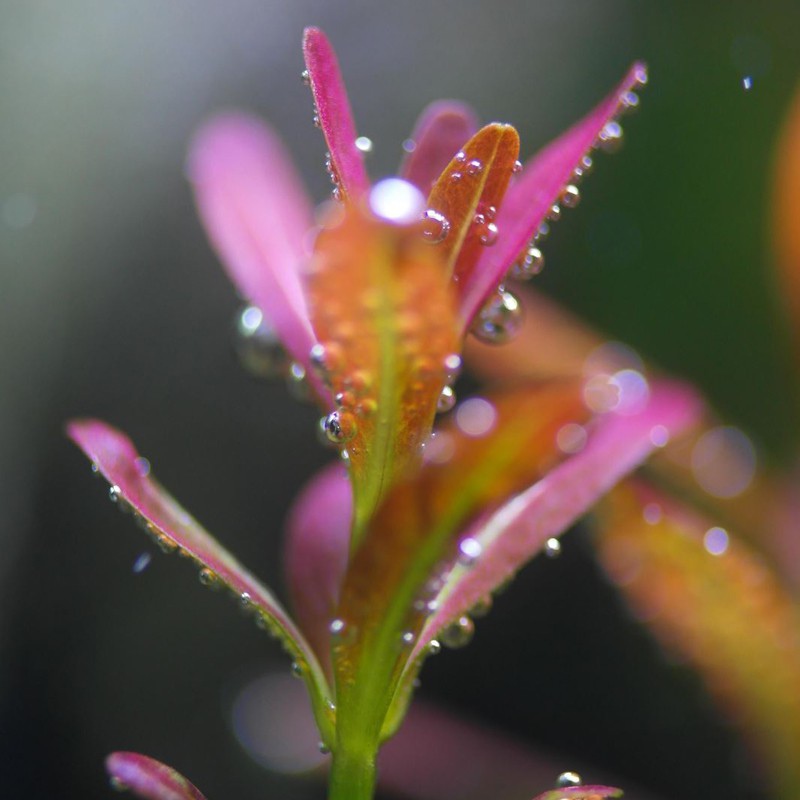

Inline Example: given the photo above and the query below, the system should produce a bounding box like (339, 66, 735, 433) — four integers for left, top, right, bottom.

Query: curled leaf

(306, 203, 459, 543)
(303, 27, 370, 200)
(105, 752, 206, 800)
(67, 419, 334, 744)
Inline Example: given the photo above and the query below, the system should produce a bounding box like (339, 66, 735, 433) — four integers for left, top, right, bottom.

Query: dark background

(2, 1, 800, 798)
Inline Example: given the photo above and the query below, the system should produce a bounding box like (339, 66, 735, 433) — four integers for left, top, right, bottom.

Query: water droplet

(455, 151, 466, 163)
(556, 771, 582, 788)
(649, 424, 670, 447)
(239, 592, 255, 613)
(133, 457, 151, 477)
(199, 567, 221, 590)
(704, 527, 729, 556)
(466, 159, 483, 176)
(402, 138, 416, 153)
(369, 179, 425, 224)
(608, 369, 650, 415)
(355, 136, 373, 153)
(443, 353, 462, 385)
(155, 534, 177, 555)
(91, 462, 100, 477)
(621, 90, 640, 111)
(556, 423, 587, 454)
(510, 245, 544, 280)
(544, 537, 562, 558)
(400, 630, 415, 647)
(286, 361, 311, 402)
(428, 639, 442, 656)
(421, 209, 450, 243)
(634, 65, 649, 86)
(470, 595, 492, 618)
(598, 121, 624, 152)
(441, 616, 474, 649)
(318, 741, 331, 755)
(437, 386, 456, 414)
(235, 306, 287, 378)
(742, 75, 753, 91)
(560, 184, 580, 209)
(312, 114, 321, 128)
(535, 221, 550, 241)
(455, 397, 497, 438)
(301, 69, 311, 86)
(109, 485, 122, 503)
(450, 171, 463, 182)
(132, 552, 152, 573)
(255, 613, 277, 635)
(323, 410, 358, 445)
(329, 618, 347, 638)
(471, 289, 523, 345)
(478, 220, 498, 246)
(290, 661, 305, 678)
(512, 159, 523, 174)
(458, 536, 482, 566)
(546, 204, 561, 222)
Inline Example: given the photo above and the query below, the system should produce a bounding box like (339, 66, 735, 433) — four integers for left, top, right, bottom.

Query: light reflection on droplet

(556, 423, 587, 454)
(368, 178, 424, 224)
(455, 398, 497, 438)
(703, 526, 729, 556)
(134, 457, 151, 477)
(230, 672, 327, 774)
(354, 136, 373, 153)
(690, 426, 756, 498)
(458, 537, 482, 566)
(424, 431, 456, 465)
(742, 76, 753, 91)
(402, 138, 416, 153)
(649, 425, 670, 448)
(609, 369, 650, 415)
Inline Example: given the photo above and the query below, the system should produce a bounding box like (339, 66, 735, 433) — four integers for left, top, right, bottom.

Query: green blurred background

(2, 1, 800, 798)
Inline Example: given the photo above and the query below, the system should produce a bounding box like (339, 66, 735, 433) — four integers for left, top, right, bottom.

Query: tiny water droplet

(402, 138, 416, 153)
(512, 159, 523, 174)
(400, 630, 415, 647)
(547, 204, 561, 222)
(318, 742, 331, 755)
(155, 534, 177, 555)
(91, 462, 100, 476)
(286, 361, 311, 402)
(132, 552, 152, 573)
(109, 485, 122, 503)
(470, 595, 492, 618)
(510, 245, 544, 280)
(301, 69, 311, 86)
(466, 159, 483, 176)
(450, 171, 463, 182)
(471, 289, 523, 345)
(458, 536, 482, 566)
(329, 618, 347, 637)
(598, 121, 624, 152)
(428, 639, 442, 656)
(133, 457, 151, 477)
(437, 385, 456, 414)
(443, 353, 462, 385)
(421, 209, 450, 243)
(544, 537, 562, 558)
(742, 75, 753, 91)
(239, 592, 254, 613)
(199, 567, 222, 589)
(556, 771, 582, 788)
(634, 65, 648, 87)
(621, 90, 640, 111)
(323, 410, 358, 444)
(354, 136, 373, 153)
(455, 151, 466, 163)
(535, 221, 550, 241)
(560, 184, 580, 209)
(312, 113, 322, 128)
(441, 616, 474, 649)
(235, 305, 287, 378)
(290, 660, 305, 678)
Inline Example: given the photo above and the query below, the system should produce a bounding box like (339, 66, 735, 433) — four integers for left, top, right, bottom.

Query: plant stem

(328, 744, 378, 800)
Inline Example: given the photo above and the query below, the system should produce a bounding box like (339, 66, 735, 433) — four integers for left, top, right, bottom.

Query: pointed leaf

(284, 462, 352, 676)
(332, 382, 589, 744)
(411, 380, 703, 663)
(67, 419, 335, 744)
(462, 63, 647, 327)
(426, 124, 520, 295)
(187, 114, 326, 401)
(305, 203, 459, 543)
(105, 752, 206, 800)
(400, 100, 479, 195)
(303, 27, 369, 200)
(595, 483, 800, 800)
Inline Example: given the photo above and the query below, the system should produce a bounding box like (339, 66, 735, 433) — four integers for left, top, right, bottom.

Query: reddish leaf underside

(595, 483, 800, 800)
(332, 382, 589, 742)
(66, 419, 335, 743)
(303, 27, 370, 201)
(106, 752, 207, 800)
(531, 788, 623, 800)
(305, 204, 459, 544)
(400, 100, 479, 195)
(426, 123, 520, 290)
(461, 62, 647, 328)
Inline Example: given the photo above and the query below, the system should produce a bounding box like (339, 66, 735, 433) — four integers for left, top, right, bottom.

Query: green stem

(328, 744, 378, 800)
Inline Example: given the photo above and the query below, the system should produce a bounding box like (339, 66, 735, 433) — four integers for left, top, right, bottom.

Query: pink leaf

(531, 787, 623, 800)
(105, 752, 206, 800)
(400, 100, 479, 195)
(284, 463, 352, 675)
(460, 62, 647, 328)
(187, 114, 329, 403)
(412, 379, 702, 660)
(303, 27, 370, 200)
(67, 419, 334, 741)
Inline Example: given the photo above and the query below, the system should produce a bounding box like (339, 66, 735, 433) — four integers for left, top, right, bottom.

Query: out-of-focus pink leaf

(303, 27, 370, 200)
(462, 63, 647, 327)
(408, 380, 703, 663)
(596, 483, 800, 800)
(400, 100, 479, 195)
(105, 752, 206, 800)
(531, 787, 622, 800)
(67, 419, 334, 743)
(284, 463, 352, 675)
(187, 114, 324, 392)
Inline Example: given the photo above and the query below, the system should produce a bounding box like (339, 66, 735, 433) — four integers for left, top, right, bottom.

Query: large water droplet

(471, 289, 523, 344)
(510, 245, 544, 280)
(421, 209, 450, 243)
(323, 410, 358, 444)
(556, 771, 582, 788)
(560, 184, 580, 209)
(235, 306, 287, 378)
(440, 616, 474, 649)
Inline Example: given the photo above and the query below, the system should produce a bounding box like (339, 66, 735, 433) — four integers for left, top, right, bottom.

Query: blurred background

(2, 1, 800, 798)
